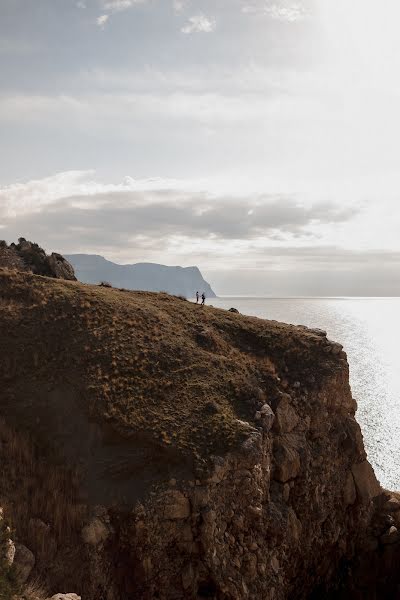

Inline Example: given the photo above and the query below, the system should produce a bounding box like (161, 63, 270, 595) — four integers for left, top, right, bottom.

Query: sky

(1, 0, 400, 295)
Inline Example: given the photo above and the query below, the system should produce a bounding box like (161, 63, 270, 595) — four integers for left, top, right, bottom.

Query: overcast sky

(1, 0, 400, 295)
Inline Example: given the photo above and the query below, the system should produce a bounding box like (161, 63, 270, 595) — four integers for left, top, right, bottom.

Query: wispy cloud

(243, 1, 307, 22)
(102, 0, 146, 12)
(173, 0, 186, 13)
(181, 14, 216, 34)
(0, 170, 357, 242)
(96, 14, 109, 27)
(4, 171, 399, 295)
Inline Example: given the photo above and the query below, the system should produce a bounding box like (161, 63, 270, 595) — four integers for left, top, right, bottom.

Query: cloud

(0, 172, 358, 260)
(4, 171, 399, 295)
(76, 1, 86, 8)
(0, 171, 197, 219)
(0, 90, 292, 127)
(243, 1, 307, 21)
(173, 0, 186, 13)
(102, 0, 146, 12)
(96, 14, 109, 27)
(181, 14, 216, 34)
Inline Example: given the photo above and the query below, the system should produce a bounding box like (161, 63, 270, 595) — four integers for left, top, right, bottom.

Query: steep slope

(0, 270, 398, 599)
(66, 253, 216, 297)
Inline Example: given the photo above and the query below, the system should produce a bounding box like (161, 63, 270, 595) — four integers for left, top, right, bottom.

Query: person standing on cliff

(201, 292, 206, 306)
(196, 291, 199, 303)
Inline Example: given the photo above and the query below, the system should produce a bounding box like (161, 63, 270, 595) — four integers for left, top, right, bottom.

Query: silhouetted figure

(196, 291, 199, 303)
(201, 292, 206, 306)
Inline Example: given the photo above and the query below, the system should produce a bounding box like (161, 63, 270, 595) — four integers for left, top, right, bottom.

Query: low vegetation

(0, 269, 333, 467)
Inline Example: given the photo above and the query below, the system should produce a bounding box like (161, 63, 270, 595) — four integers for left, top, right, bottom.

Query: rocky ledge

(0, 270, 399, 599)
(0, 238, 76, 281)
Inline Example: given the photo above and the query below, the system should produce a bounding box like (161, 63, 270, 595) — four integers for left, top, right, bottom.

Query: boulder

(383, 496, 400, 513)
(273, 441, 301, 483)
(351, 461, 381, 503)
(47, 253, 76, 281)
(330, 342, 344, 355)
(48, 595, 81, 600)
(273, 396, 299, 433)
(287, 508, 302, 542)
(343, 471, 357, 506)
(163, 491, 191, 520)
(81, 518, 110, 546)
(181, 563, 195, 590)
(13, 543, 35, 583)
(255, 404, 275, 432)
(228, 308, 239, 314)
(4, 538, 15, 567)
(0, 239, 76, 280)
(380, 526, 400, 545)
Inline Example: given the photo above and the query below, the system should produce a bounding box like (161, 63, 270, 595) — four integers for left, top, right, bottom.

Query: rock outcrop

(0, 239, 76, 280)
(0, 270, 399, 599)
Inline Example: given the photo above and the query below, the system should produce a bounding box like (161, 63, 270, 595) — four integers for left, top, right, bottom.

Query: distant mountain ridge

(66, 254, 216, 298)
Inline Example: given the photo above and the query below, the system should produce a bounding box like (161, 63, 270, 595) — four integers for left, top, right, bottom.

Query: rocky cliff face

(0, 270, 398, 599)
(0, 239, 76, 281)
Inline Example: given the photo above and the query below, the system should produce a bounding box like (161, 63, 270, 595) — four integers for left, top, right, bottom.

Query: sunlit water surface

(209, 297, 400, 491)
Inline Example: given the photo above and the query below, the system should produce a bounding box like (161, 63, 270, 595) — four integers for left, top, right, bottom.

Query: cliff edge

(0, 270, 399, 599)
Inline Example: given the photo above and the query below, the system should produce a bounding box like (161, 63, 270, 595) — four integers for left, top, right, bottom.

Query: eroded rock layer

(0, 270, 398, 599)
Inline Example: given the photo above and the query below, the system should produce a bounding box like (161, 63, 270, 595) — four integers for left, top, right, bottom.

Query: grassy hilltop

(0, 269, 361, 600)
(0, 270, 337, 476)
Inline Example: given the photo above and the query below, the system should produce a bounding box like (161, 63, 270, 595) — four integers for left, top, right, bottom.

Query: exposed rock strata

(0, 271, 399, 599)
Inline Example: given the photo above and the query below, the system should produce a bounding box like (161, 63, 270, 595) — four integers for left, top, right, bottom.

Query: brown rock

(48, 595, 81, 600)
(351, 461, 381, 503)
(257, 404, 275, 432)
(207, 456, 228, 484)
(13, 543, 35, 584)
(287, 508, 302, 542)
(273, 441, 301, 483)
(192, 486, 210, 508)
(47, 253, 76, 280)
(81, 518, 110, 545)
(283, 483, 290, 502)
(4, 538, 15, 567)
(271, 556, 280, 573)
(273, 396, 299, 433)
(384, 497, 400, 513)
(243, 552, 258, 577)
(0, 239, 76, 280)
(181, 563, 195, 590)
(163, 491, 191, 520)
(343, 471, 357, 506)
(380, 526, 400, 545)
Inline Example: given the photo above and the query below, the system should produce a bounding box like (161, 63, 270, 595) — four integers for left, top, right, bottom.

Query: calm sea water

(209, 297, 400, 491)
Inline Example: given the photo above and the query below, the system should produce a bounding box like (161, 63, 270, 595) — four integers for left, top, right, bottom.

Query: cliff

(65, 253, 216, 298)
(0, 270, 399, 599)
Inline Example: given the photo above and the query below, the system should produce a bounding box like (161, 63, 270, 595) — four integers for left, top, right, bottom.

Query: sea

(209, 296, 400, 491)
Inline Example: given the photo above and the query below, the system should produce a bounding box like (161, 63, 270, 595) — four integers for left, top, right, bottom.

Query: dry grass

(0, 269, 336, 467)
(18, 580, 48, 600)
(0, 419, 86, 566)
(0, 268, 342, 597)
